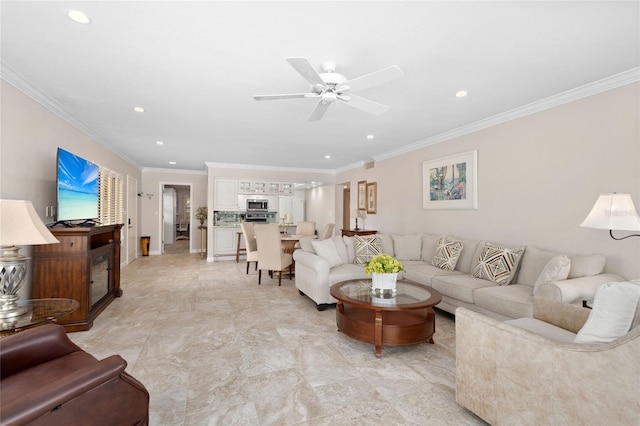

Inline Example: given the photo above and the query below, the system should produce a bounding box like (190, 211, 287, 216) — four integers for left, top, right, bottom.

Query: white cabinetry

(238, 180, 295, 195)
(213, 227, 237, 256)
(214, 179, 238, 210)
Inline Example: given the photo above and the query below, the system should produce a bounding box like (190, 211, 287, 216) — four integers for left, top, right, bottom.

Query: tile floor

(69, 252, 487, 425)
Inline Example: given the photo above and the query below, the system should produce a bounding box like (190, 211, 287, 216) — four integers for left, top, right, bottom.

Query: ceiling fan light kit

(253, 57, 404, 121)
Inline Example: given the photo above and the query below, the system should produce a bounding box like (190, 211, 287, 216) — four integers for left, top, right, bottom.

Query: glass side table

(0, 298, 79, 336)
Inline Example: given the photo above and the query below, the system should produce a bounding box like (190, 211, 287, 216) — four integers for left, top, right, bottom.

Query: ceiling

(2, 1, 639, 172)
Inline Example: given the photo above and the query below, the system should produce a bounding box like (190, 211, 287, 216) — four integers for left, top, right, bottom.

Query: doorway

(126, 175, 138, 264)
(343, 185, 351, 231)
(161, 183, 192, 255)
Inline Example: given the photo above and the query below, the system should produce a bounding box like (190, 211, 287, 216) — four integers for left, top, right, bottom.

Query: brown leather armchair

(0, 324, 149, 426)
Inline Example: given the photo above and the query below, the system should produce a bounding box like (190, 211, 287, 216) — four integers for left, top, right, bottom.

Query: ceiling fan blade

(341, 94, 389, 116)
(339, 65, 404, 92)
(307, 100, 331, 121)
(253, 93, 314, 101)
(286, 57, 326, 87)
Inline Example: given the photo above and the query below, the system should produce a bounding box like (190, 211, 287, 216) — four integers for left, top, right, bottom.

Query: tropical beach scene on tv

(57, 148, 99, 221)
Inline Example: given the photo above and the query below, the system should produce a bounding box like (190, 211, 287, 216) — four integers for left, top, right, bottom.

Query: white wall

(305, 184, 337, 238)
(1, 79, 142, 298)
(337, 82, 640, 280)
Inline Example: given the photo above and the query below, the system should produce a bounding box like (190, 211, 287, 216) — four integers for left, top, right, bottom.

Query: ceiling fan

(253, 57, 404, 121)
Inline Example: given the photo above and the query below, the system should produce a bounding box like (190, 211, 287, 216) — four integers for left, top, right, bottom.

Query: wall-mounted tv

(56, 148, 99, 222)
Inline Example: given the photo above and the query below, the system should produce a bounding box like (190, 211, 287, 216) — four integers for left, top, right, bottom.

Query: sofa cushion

(473, 284, 534, 318)
(568, 253, 606, 279)
(332, 236, 349, 265)
(420, 234, 440, 262)
(328, 263, 369, 285)
(379, 234, 394, 257)
(343, 236, 356, 263)
(534, 255, 571, 291)
(298, 237, 316, 253)
(432, 274, 496, 304)
(311, 238, 344, 268)
(575, 281, 640, 343)
(354, 235, 382, 264)
(505, 318, 577, 343)
(516, 247, 561, 286)
(432, 236, 463, 271)
(392, 234, 422, 260)
(402, 261, 464, 286)
(473, 243, 525, 286)
(453, 238, 482, 274)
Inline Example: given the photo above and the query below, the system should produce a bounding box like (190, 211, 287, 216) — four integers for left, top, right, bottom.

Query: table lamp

(0, 200, 59, 318)
(580, 193, 640, 240)
(352, 209, 361, 231)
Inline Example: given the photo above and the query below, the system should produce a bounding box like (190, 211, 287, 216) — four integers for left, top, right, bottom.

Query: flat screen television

(56, 148, 99, 223)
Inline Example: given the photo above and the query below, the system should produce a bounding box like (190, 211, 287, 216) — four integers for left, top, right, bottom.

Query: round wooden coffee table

(330, 279, 442, 358)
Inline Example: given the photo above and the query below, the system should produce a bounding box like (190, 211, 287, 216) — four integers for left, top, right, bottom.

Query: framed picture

(357, 180, 367, 210)
(366, 182, 377, 214)
(423, 150, 478, 210)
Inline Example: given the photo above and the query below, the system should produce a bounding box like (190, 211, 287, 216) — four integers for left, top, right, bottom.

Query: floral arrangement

(365, 253, 404, 275)
(195, 206, 208, 221)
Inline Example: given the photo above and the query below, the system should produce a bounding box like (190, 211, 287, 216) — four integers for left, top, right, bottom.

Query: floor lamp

(580, 193, 640, 240)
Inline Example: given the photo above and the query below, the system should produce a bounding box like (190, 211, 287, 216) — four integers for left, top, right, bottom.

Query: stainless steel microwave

(247, 199, 268, 211)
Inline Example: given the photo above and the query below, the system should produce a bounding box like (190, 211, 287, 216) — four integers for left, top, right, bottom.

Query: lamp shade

(351, 209, 360, 219)
(580, 194, 640, 231)
(0, 200, 59, 245)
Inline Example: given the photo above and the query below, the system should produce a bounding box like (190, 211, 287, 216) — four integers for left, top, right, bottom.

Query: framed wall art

(357, 180, 367, 210)
(366, 182, 377, 214)
(423, 150, 478, 210)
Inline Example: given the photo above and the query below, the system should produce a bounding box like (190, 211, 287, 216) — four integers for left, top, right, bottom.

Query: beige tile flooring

(69, 252, 487, 425)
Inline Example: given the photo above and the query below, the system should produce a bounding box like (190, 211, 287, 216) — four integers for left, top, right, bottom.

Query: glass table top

(0, 298, 79, 332)
(335, 279, 436, 308)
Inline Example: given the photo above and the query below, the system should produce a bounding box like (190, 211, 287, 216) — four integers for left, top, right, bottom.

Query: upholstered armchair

(254, 224, 293, 285)
(0, 324, 149, 426)
(455, 297, 640, 425)
(240, 221, 259, 274)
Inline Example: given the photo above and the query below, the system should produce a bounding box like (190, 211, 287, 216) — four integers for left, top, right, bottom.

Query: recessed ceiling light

(367, 134, 374, 140)
(156, 141, 164, 145)
(67, 10, 91, 24)
(455, 90, 468, 98)
(133, 106, 145, 113)
(169, 161, 176, 165)
(325, 155, 331, 159)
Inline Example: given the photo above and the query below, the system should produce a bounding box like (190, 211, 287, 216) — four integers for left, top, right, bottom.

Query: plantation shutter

(98, 166, 124, 225)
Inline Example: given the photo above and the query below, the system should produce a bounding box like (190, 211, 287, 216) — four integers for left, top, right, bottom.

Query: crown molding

(370, 67, 640, 165)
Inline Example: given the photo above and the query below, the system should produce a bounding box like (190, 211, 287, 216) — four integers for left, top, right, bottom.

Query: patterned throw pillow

(473, 243, 525, 285)
(432, 236, 463, 271)
(354, 235, 382, 264)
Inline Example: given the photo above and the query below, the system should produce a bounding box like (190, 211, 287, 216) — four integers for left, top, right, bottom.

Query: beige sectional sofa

(293, 233, 625, 318)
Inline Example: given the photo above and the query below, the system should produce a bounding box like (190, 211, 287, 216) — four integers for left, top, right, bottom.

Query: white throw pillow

(574, 282, 640, 343)
(311, 238, 344, 268)
(534, 255, 571, 291)
(298, 237, 316, 253)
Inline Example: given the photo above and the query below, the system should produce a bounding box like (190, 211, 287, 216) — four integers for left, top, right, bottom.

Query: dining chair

(295, 221, 316, 236)
(320, 223, 335, 240)
(240, 222, 259, 274)
(254, 224, 293, 285)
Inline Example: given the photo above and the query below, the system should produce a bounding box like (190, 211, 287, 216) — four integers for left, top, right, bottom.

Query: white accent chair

(320, 223, 334, 240)
(254, 224, 293, 286)
(240, 222, 258, 274)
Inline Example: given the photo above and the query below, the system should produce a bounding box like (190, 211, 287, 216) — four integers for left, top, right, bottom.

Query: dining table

(279, 234, 317, 254)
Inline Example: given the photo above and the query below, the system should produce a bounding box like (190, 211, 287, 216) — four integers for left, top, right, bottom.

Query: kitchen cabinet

(213, 226, 238, 256)
(214, 179, 238, 210)
(238, 179, 295, 195)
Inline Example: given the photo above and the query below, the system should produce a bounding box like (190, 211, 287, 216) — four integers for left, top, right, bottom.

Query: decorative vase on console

(365, 253, 404, 298)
